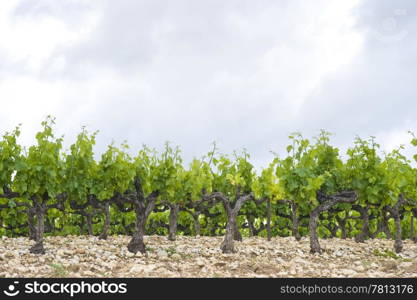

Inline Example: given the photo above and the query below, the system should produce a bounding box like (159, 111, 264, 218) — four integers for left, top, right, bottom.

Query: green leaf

(8, 200, 16, 208)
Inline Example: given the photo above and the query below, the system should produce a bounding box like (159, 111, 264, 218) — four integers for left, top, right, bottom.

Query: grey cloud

(297, 0, 417, 157)
(1, 0, 416, 169)
(13, 0, 94, 25)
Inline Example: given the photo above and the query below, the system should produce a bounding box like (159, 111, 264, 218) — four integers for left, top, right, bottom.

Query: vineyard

(1, 116, 417, 268)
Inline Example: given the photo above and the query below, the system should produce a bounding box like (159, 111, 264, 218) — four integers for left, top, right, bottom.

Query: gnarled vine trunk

(336, 215, 347, 239)
(309, 210, 323, 253)
(247, 215, 255, 237)
(327, 224, 338, 238)
(128, 204, 147, 254)
(28, 208, 37, 241)
(127, 178, 158, 254)
(86, 214, 93, 235)
(309, 191, 357, 254)
(411, 209, 417, 243)
(213, 193, 252, 253)
(29, 201, 46, 254)
(291, 201, 301, 241)
(386, 195, 406, 253)
(221, 211, 237, 253)
(168, 203, 180, 241)
(192, 212, 201, 236)
(233, 223, 243, 241)
(393, 209, 403, 253)
(411, 214, 417, 243)
(354, 205, 370, 243)
(266, 199, 272, 241)
(381, 210, 392, 239)
(99, 202, 110, 240)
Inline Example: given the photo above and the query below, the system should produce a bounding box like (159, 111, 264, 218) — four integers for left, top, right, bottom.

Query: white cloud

(0, 0, 99, 73)
(0, 0, 415, 168)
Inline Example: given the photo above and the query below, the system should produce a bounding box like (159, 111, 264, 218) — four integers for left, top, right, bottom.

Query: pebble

(157, 250, 168, 259)
(399, 262, 413, 268)
(129, 265, 144, 274)
(171, 254, 181, 260)
(195, 258, 205, 267)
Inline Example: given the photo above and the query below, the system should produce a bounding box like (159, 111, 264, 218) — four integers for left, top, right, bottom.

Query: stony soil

(0, 235, 416, 277)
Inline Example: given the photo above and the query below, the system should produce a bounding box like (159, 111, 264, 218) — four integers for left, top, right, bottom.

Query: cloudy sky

(0, 0, 416, 167)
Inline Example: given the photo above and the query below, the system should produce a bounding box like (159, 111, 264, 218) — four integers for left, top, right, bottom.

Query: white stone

(171, 254, 181, 260)
(399, 262, 413, 268)
(196, 258, 205, 267)
(157, 250, 168, 258)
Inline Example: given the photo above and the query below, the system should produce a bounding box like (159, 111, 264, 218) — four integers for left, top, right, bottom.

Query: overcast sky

(0, 0, 416, 168)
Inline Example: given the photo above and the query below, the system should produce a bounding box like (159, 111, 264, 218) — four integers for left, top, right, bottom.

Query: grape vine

(0, 118, 417, 256)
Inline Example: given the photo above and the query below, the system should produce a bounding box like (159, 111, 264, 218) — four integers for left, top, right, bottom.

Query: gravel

(0, 235, 416, 278)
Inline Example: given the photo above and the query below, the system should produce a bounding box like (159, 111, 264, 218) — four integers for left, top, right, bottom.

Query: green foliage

(50, 263, 69, 277)
(132, 143, 182, 201)
(14, 116, 64, 200)
(372, 249, 401, 260)
(276, 131, 341, 210)
(0, 125, 22, 192)
(93, 143, 135, 201)
(345, 137, 389, 207)
(184, 157, 214, 202)
(211, 149, 255, 201)
(252, 161, 283, 202)
(1, 118, 417, 246)
(64, 128, 98, 204)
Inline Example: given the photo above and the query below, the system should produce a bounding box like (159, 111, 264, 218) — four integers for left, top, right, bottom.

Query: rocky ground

(0, 235, 416, 277)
